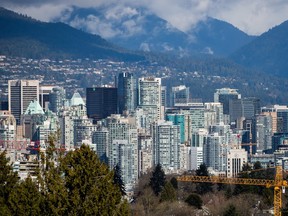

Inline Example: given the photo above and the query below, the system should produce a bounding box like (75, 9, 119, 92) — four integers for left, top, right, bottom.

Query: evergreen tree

(149, 164, 166, 196)
(195, 163, 213, 194)
(8, 177, 43, 216)
(170, 177, 178, 189)
(113, 164, 126, 196)
(160, 182, 176, 202)
(59, 145, 128, 215)
(0, 150, 19, 215)
(38, 133, 69, 215)
(185, 193, 203, 209)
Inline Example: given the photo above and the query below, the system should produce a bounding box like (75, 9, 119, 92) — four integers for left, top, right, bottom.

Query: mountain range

(55, 6, 255, 57)
(0, 7, 143, 61)
(0, 6, 288, 78)
(231, 20, 288, 77)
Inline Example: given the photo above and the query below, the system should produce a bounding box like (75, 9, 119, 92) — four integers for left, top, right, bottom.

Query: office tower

(256, 114, 273, 151)
(171, 85, 190, 106)
(138, 77, 163, 119)
(152, 120, 181, 173)
(117, 72, 137, 114)
(86, 87, 117, 123)
(275, 106, 288, 133)
(181, 106, 205, 137)
(39, 85, 54, 111)
(49, 87, 66, 114)
(229, 97, 261, 123)
(214, 88, 240, 115)
(8, 80, 39, 124)
(272, 133, 288, 152)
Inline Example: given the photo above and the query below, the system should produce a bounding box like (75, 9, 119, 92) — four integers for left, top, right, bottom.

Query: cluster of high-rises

(2, 74, 288, 194)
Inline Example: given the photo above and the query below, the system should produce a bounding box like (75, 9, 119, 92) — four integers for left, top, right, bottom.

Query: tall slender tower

(8, 80, 39, 124)
(117, 72, 137, 114)
(138, 77, 162, 119)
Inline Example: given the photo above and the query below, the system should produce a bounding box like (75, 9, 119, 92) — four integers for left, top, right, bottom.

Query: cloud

(1, 0, 288, 35)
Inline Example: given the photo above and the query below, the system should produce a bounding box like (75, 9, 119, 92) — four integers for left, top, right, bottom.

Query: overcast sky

(1, 0, 288, 35)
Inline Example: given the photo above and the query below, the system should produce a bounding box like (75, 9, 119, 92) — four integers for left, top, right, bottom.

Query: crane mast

(177, 166, 287, 216)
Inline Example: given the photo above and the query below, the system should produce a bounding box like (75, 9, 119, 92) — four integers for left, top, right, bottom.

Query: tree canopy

(149, 164, 166, 196)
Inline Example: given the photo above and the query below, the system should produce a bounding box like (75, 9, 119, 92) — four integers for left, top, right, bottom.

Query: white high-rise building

(8, 80, 39, 124)
(191, 128, 208, 170)
(204, 133, 227, 172)
(106, 115, 138, 191)
(138, 77, 163, 120)
(205, 102, 224, 124)
(152, 120, 181, 173)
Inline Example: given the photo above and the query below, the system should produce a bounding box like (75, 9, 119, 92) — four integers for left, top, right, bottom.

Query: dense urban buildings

(2, 77, 288, 198)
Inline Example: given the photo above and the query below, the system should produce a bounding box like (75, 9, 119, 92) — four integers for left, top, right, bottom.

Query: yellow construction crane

(177, 166, 288, 216)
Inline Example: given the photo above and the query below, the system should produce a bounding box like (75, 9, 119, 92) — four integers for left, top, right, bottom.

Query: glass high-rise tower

(117, 72, 137, 114)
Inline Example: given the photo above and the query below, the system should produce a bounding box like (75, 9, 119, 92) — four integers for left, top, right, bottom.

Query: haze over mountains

(55, 6, 255, 57)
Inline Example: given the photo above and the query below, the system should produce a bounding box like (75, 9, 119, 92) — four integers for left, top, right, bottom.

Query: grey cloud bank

(1, 0, 288, 35)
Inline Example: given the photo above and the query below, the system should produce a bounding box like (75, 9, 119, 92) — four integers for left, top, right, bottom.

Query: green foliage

(113, 164, 126, 196)
(8, 177, 43, 216)
(195, 163, 213, 194)
(150, 164, 166, 196)
(59, 145, 127, 215)
(223, 204, 239, 216)
(185, 193, 203, 209)
(170, 177, 178, 189)
(0, 151, 19, 215)
(160, 182, 176, 202)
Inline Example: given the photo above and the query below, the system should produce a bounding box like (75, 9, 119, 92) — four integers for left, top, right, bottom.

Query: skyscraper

(8, 80, 39, 124)
(138, 77, 162, 119)
(49, 87, 66, 114)
(152, 120, 181, 172)
(214, 88, 240, 115)
(39, 85, 54, 111)
(86, 87, 117, 123)
(229, 97, 261, 123)
(171, 85, 190, 106)
(117, 72, 137, 114)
